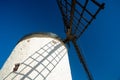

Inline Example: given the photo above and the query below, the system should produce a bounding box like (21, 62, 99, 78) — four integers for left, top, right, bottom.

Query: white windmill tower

(0, 33, 72, 80)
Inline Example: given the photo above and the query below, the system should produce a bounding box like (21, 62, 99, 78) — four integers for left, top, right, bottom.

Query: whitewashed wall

(0, 33, 72, 80)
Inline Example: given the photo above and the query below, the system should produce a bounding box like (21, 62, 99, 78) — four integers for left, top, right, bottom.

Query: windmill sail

(57, 0, 105, 80)
(57, 0, 104, 39)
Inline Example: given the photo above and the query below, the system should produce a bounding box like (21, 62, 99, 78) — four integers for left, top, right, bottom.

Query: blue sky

(0, 0, 120, 80)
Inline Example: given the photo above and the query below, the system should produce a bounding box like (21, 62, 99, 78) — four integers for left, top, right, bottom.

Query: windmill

(0, 0, 105, 80)
(57, 0, 105, 80)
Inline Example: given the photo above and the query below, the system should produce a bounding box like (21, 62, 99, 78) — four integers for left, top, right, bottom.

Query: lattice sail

(57, 0, 104, 39)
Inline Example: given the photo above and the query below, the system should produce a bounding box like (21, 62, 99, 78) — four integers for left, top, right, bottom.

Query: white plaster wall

(0, 34, 72, 80)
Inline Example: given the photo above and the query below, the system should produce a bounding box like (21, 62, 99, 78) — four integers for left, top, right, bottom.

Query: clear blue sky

(0, 0, 120, 80)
